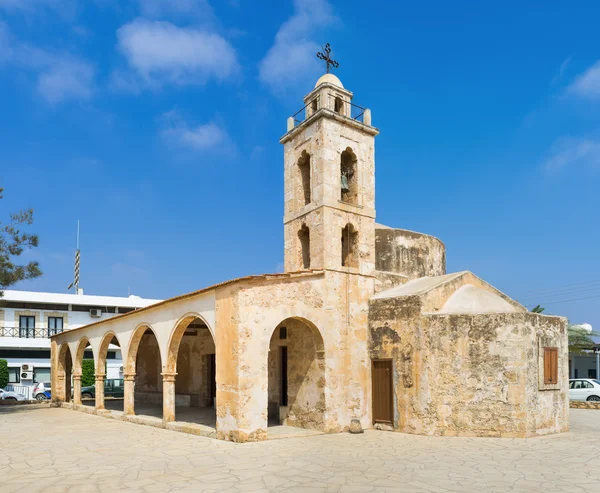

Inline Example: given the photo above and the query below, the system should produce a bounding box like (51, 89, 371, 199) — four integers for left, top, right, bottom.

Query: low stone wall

(570, 401, 600, 409)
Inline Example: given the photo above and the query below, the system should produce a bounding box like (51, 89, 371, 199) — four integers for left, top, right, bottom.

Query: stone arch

(125, 323, 160, 375)
(96, 331, 122, 375)
(340, 147, 358, 204)
(57, 342, 73, 402)
(165, 312, 214, 374)
(298, 223, 310, 269)
(266, 316, 326, 431)
(73, 336, 91, 375)
(297, 150, 311, 207)
(342, 222, 359, 268)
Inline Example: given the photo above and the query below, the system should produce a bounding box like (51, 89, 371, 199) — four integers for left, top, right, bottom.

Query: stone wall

(368, 295, 569, 437)
(375, 227, 446, 280)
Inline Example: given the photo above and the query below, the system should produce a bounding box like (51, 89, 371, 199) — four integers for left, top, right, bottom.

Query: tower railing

(290, 94, 369, 128)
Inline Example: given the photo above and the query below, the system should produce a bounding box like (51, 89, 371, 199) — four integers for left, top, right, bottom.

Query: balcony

(0, 326, 63, 339)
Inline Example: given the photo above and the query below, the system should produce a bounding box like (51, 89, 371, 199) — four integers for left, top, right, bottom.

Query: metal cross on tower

(316, 43, 339, 74)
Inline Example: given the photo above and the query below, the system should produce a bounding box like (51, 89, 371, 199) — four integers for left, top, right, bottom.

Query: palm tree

(531, 306, 599, 354)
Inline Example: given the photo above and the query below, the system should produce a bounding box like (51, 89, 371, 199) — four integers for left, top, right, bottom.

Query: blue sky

(1, 0, 599, 329)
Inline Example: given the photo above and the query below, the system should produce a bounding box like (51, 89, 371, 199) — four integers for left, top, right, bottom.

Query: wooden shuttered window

(544, 347, 558, 385)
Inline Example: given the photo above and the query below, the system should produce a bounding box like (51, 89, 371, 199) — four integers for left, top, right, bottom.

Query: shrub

(81, 359, 95, 387)
(0, 359, 8, 388)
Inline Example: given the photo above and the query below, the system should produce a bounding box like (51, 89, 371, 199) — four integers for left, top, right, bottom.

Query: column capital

(57, 374, 66, 380)
(161, 372, 177, 382)
(123, 373, 136, 381)
(73, 374, 82, 380)
(94, 373, 106, 380)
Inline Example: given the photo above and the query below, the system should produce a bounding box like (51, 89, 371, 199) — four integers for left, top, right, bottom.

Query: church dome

(315, 73, 344, 89)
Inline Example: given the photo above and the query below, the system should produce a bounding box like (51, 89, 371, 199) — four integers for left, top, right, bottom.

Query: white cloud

(259, 0, 337, 95)
(0, 22, 94, 103)
(37, 59, 94, 104)
(568, 60, 600, 100)
(544, 136, 600, 173)
(159, 110, 234, 154)
(116, 18, 239, 88)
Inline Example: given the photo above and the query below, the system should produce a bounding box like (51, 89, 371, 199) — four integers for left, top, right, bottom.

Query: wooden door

(372, 360, 393, 425)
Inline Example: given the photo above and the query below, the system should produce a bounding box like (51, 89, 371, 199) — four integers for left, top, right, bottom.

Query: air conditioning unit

(90, 308, 102, 318)
(21, 371, 33, 380)
(21, 363, 34, 372)
(119, 366, 124, 373)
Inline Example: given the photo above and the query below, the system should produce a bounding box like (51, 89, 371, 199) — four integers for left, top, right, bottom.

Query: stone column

(95, 373, 105, 410)
(162, 372, 177, 422)
(72, 374, 82, 405)
(56, 374, 66, 403)
(123, 373, 136, 415)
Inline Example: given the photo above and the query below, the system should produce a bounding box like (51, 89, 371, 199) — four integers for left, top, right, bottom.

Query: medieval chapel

(51, 72, 569, 441)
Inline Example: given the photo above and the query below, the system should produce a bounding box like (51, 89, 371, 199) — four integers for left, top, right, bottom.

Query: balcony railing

(290, 93, 369, 128)
(0, 326, 64, 338)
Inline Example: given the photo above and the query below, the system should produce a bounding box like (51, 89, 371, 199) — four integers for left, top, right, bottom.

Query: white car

(0, 388, 27, 401)
(569, 379, 600, 402)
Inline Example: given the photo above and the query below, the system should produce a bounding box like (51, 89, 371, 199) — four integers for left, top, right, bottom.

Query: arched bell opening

(340, 147, 358, 205)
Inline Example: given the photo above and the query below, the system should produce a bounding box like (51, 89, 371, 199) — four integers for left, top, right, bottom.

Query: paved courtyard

(1, 406, 599, 493)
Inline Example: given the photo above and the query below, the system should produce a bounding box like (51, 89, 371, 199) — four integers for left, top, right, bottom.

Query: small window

(341, 223, 359, 268)
(311, 98, 318, 114)
(298, 224, 310, 269)
(588, 369, 597, 379)
(297, 151, 311, 206)
(8, 367, 20, 384)
(582, 381, 594, 389)
(48, 317, 64, 337)
(573, 380, 583, 389)
(19, 316, 35, 338)
(334, 96, 343, 114)
(279, 327, 287, 340)
(33, 368, 51, 383)
(543, 347, 558, 385)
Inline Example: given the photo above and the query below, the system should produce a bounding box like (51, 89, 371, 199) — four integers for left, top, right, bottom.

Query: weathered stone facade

(50, 73, 568, 441)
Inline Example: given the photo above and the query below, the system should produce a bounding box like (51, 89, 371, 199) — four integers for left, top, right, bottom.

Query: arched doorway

(126, 326, 163, 419)
(73, 337, 93, 406)
(56, 343, 73, 403)
(267, 317, 325, 431)
(164, 315, 216, 426)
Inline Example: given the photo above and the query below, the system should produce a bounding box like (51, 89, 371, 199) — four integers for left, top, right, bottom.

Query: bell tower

(280, 72, 379, 275)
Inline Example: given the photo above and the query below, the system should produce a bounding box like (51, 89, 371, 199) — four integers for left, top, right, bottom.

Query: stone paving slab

(1, 406, 599, 492)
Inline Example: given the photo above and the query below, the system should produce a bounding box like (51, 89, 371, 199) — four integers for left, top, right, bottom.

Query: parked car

(32, 381, 51, 401)
(569, 379, 600, 401)
(81, 379, 124, 399)
(0, 388, 27, 401)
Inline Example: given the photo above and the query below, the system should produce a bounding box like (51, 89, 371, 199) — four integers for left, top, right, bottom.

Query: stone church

(51, 72, 569, 441)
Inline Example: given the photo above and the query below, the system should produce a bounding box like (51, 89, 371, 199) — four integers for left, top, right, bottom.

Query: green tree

(531, 306, 599, 354)
(0, 188, 41, 297)
(0, 359, 8, 388)
(568, 324, 600, 355)
(81, 359, 95, 387)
